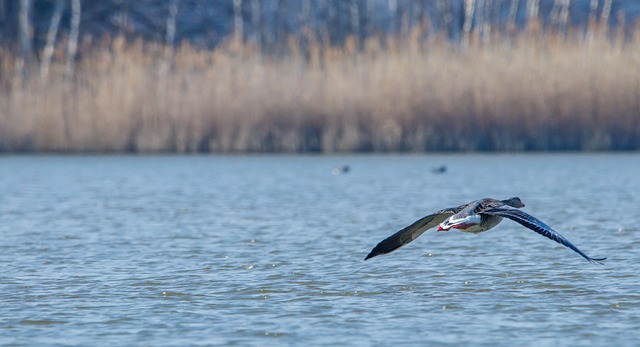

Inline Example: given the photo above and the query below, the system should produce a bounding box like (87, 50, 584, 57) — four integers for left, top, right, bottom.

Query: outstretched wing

(365, 208, 456, 260)
(483, 208, 606, 264)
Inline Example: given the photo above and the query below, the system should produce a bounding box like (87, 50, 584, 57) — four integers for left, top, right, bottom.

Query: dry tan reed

(1, 30, 639, 153)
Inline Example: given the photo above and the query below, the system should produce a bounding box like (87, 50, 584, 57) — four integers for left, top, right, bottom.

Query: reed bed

(1, 31, 639, 153)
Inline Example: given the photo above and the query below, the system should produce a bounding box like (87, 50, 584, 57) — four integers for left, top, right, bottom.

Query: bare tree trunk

(588, 0, 599, 37)
(478, 0, 491, 42)
(66, 0, 81, 78)
(233, 0, 243, 43)
(119, 1, 130, 37)
(589, 0, 599, 24)
(364, 0, 376, 39)
(490, 0, 503, 29)
(550, 0, 570, 30)
(18, 0, 32, 79)
(301, 0, 311, 27)
(601, 0, 612, 29)
(559, 0, 570, 30)
(550, 0, 561, 27)
(326, 0, 339, 44)
(507, 0, 519, 32)
(483, 0, 493, 42)
(275, 0, 287, 47)
(349, 0, 359, 40)
(435, 0, 447, 36)
(462, 0, 475, 49)
(40, 0, 65, 82)
(388, 0, 397, 35)
(166, 0, 178, 47)
(314, 0, 326, 45)
(251, 0, 261, 45)
(161, 0, 179, 77)
(526, 0, 539, 31)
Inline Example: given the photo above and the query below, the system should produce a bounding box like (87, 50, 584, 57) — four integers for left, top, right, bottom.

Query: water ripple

(1, 154, 639, 346)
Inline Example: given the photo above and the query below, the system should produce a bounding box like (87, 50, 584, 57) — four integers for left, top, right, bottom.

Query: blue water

(1, 154, 639, 346)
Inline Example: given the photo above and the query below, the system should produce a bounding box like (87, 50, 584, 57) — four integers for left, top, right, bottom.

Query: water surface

(1, 154, 639, 346)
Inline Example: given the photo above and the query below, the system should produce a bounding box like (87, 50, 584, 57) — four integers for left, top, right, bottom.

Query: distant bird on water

(332, 165, 350, 175)
(365, 197, 606, 264)
(431, 165, 447, 174)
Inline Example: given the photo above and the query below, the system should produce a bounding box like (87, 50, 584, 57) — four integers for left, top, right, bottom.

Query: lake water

(1, 154, 639, 346)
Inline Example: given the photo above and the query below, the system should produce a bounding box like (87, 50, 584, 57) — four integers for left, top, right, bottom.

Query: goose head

(502, 197, 525, 208)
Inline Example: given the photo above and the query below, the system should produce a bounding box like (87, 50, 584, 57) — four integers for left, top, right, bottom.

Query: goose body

(365, 197, 606, 264)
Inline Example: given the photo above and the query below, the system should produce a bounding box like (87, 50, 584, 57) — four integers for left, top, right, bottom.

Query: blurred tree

(66, 0, 79, 77)
(40, 0, 64, 81)
(166, 0, 179, 46)
(18, 0, 32, 78)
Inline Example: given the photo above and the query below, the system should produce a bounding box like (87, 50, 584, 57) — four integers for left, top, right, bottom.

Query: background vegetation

(1, 0, 639, 152)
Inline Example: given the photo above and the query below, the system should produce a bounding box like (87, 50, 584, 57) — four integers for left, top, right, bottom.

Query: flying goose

(365, 197, 606, 264)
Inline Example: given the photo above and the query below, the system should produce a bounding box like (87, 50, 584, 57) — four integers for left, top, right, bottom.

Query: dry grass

(1, 30, 640, 153)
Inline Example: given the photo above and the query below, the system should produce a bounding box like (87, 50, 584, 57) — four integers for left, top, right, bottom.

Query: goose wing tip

(589, 257, 607, 265)
(364, 249, 382, 260)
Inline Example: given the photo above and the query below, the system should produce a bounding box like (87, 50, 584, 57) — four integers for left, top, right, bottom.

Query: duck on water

(365, 197, 606, 264)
